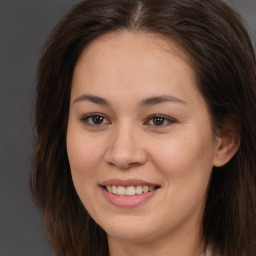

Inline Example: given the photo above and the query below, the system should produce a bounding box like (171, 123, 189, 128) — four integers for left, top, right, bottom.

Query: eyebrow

(73, 94, 111, 106)
(139, 95, 187, 107)
(73, 94, 187, 107)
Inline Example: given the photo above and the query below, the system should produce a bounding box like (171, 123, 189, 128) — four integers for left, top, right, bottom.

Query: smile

(100, 180, 160, 208)
(105, 185, 158, 196)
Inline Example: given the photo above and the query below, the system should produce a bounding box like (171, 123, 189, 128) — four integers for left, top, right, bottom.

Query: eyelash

(81, 113, 110, 127)
(144, 114, 176, 127)
(80, 113, 176, 128)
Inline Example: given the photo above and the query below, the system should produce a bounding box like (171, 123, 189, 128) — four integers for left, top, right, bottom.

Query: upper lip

(100, 179, 160, 187)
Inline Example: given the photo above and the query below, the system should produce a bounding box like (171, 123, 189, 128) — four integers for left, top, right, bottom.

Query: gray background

(0, 1, 255, 255)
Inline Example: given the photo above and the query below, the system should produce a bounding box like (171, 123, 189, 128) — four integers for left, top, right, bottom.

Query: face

(67, 32, 221, 245)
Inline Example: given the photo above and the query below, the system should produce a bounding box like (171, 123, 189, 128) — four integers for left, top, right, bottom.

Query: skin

(66, 32, 236, 256)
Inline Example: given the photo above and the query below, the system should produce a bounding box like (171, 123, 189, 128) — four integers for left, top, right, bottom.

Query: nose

(104, 124, 147, 169)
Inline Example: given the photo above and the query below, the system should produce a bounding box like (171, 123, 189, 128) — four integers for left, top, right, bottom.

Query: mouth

(100, 180, 161, 208)
(103, 185, 160, 196)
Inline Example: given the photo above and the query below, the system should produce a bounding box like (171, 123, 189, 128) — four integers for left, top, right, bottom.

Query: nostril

(105, 160, 144, 170)
(104, 150, 147, 169)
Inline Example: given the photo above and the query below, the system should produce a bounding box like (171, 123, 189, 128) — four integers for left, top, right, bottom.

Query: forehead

(77, 31, 191, 67)
(71, 31, 203, 108)
(72, 31, 197, 91)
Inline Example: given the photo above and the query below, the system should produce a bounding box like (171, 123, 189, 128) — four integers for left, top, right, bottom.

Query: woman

(30, 0, 256, 255)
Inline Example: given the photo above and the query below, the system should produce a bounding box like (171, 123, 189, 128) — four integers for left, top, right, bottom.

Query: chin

(107, 227, 156, 242)
(100, 216, 160, 242)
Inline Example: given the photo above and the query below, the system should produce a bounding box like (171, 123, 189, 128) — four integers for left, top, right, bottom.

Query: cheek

(149, 131, 215, 191)
(66, 124, 105, 193)
(66, 125, 105, 215)
(149, 135, 214, 221)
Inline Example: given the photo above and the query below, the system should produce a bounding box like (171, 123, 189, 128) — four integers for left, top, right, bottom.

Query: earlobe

(213, 133, 240, 167)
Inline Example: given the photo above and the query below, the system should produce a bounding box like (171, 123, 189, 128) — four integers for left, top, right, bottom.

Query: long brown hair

(30, 0, 256, 255)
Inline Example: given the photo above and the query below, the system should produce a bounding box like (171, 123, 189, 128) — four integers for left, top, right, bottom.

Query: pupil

(93, 116, 103, 124)
(153, 117, 164, 125)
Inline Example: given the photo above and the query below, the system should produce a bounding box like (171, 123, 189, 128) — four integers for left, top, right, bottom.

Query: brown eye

(92, 115, 104, 124)
(145, 115, 175, 127)
(81, 114, 110, 126)
(152, 117, 165, 126)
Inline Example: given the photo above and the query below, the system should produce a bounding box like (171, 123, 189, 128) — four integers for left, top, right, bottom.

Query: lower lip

(101, 187, 159, 208)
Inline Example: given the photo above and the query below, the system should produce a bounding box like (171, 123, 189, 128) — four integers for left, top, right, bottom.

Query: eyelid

(80, 112, 111, 126)
(144, 114, 176, 127)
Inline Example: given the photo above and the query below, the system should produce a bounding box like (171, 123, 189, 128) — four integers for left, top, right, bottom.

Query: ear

(213, 132, 240, 167)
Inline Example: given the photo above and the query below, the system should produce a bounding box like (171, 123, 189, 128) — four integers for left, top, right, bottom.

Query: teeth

(112, 185, 118, 194)
(149, 186, 154, 192)
(142, 185, 149, 193)
(105, 185, 157, 196)
(135, 186, 143, 194)
(117, 186, 126, 196)
(126, 186, 136, 196)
